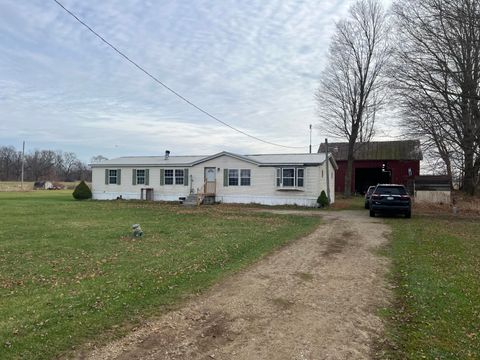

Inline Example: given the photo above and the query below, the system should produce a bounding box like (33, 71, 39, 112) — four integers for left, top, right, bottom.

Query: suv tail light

(371, 194, 381, 200)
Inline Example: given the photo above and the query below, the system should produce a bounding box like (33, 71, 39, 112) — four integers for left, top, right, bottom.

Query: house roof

(91, 151, 337, 168)
(92, 155, 206, 167)
(318, 140, 422, 161)
(245, 153, 332, 166)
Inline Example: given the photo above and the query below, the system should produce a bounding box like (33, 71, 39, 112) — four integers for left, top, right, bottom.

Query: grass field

(381, 214, 480, 359)
(0, 191, 320, 359)
(329, 195, 365, 211)
(0, 181, 82, 192)
(0, 181, 36, 191)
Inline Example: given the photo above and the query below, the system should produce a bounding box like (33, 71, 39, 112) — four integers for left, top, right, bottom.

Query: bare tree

(0, 146, 22, 181)
(90, 155, 108, 164)
(0, 145, 91, 182)
(393, 0, 480, 195)
(316, 0, 391, 196)
(57, 151, 80, 181)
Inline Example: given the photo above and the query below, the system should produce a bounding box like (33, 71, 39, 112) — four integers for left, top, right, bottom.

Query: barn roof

(318, 140, 422, 161)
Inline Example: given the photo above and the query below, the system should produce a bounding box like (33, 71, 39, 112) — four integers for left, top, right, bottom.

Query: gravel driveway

(78, 210, 391, 360)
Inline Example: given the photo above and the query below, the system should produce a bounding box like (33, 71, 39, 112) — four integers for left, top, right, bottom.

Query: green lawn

(0, 191, 320, 359)
(381, 215, 480, 359)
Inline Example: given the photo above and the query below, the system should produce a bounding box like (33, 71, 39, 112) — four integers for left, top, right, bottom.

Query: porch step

(182, 194, 198, 206)
(182, 194, 215, 206)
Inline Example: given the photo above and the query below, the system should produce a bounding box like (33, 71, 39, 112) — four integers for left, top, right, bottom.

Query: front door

(204, 167, 216, 194)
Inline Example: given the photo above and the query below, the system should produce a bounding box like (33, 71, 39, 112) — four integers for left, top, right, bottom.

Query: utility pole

(309, 124, 312, 154)
(325, 138, 331, 204)
(21, 141, 25, 190)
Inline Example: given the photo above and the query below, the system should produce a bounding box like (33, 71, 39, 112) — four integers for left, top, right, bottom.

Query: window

(228, 169, 239, 186)
(109, 169, 117, 184)
(164, 169, 184, 185)
(375, 186, 407, 195)
(240, 169, 251, 186)
(297, 168, 304, 187)
(165, 169, 174, 185)
(175, 169, 184, 185)
(136, 169, 145, 185)
(276, 167, 305, 188)
(282, 168, 295, 187)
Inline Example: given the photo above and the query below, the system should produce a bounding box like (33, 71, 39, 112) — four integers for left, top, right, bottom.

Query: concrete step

(182, 194, 215, 206)
(183, 194, 199, 206)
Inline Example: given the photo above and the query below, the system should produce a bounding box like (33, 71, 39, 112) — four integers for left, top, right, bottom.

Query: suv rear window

(375, 186, 407, 195)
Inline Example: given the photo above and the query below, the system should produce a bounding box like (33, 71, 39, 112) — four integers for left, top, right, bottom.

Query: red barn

(319, 140, 422, 194)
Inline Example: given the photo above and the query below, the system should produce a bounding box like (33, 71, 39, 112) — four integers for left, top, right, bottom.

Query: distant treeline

(0, 145, 91, 182)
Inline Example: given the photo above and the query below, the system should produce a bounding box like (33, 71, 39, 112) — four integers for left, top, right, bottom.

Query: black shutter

(184, 168, 189, 186)
(160, 169, 165, 186)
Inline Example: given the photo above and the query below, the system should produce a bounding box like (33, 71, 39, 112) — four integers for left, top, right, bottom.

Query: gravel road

(77, 210, 391, 360)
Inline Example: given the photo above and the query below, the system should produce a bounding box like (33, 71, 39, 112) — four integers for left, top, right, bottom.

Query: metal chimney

(165, 150, 170, 160)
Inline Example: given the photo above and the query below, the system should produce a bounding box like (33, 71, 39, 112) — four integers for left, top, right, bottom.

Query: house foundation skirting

(92, 192, 318, 207)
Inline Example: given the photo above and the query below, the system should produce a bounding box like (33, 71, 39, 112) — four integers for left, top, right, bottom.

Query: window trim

(297, 168, 304, 187)
(174, 169, 184, 185)
(108, 169, 117, 184)
(164, 169, 174, 185)
(282, 168, 296, 187)
(228, 169, 239, 186)
(276, 167, 305, 189)
(240, 169, 251, 186)
(136, 169, 146, 185)
(163, 169, 184, 185)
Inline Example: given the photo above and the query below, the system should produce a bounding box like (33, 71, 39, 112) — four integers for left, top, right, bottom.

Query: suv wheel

(369, 209, 375, 217)
(405, 210, 411, 218)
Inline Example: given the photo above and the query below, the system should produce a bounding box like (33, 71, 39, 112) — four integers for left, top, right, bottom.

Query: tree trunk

(344, 138, 356, 196)
(464, 148, 476, 195)
(344, 157, 354, 196)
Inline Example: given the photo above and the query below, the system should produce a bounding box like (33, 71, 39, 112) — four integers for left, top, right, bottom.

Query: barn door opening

(355, 168, 391, 194)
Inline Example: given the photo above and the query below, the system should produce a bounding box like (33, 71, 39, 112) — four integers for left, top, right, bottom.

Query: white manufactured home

(91, 151, 337, 207)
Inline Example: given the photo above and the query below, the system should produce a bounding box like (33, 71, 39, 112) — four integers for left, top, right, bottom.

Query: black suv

(369, 184, 411, 218)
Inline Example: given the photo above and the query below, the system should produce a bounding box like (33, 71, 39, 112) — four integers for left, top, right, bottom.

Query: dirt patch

(322, 230, 356, 257)
(271, 297, 295, 310)
(77, 211, 391, 360)
(293, 272, 314, 281)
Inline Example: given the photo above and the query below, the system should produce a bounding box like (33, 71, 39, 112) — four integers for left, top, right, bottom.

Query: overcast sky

(0, 0, 393, 161)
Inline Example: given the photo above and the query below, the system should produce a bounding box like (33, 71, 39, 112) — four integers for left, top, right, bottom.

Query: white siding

(92, 154, 336, 206)
(415, 190, 450, 204)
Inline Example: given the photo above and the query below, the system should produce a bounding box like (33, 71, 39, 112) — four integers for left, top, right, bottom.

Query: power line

(51, 0, 313, 150)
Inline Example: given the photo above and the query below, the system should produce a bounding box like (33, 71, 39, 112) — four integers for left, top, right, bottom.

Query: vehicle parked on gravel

(364, 186, 376, 209)
(369, 184, 412, 218)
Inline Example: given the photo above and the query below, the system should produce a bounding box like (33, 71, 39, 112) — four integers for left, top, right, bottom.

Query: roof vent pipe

(165, 150, 170, 160)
